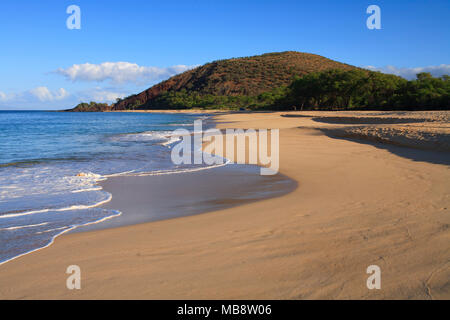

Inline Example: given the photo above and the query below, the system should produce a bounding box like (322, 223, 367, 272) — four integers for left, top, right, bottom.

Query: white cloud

(0, 87, 69, 103)
(78, 87, 127, 103)
(55, 62, 196, 84)
(90, 90, 124, 102)
(365, 64, 450, 80)
(0, 87, 73, 110)
(28, 87, 69, 102)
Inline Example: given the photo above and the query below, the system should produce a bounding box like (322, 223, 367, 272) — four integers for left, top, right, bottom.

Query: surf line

(170, 120, 280, 175)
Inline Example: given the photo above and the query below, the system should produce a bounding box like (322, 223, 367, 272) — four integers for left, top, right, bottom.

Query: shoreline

(0, 111, 448, 299)
(107, 109, 230, 114)
(76, 164, 296, 233)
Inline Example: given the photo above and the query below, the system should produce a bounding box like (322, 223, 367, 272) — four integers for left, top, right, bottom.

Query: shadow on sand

(281, 114, 431, 125)
(320, 130, 450, 166)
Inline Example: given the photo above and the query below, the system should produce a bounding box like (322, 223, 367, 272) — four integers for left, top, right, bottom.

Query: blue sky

(0, 0, 449, 110)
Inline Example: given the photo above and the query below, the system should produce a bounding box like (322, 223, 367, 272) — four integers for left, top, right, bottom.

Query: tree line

(278, 70, 449, 110)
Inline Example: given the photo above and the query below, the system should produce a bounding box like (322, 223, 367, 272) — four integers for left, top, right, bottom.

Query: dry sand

(0, 111, 449, 299)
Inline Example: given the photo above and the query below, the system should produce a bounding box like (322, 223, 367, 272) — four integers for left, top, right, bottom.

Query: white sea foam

(110, 130, 176, 143)
(136, 159, 231, 176)
(0, 222, 49, 231)
(72, 186, 103, 193)
(0, 209, 121, 266)
(0, 114, 218, 265)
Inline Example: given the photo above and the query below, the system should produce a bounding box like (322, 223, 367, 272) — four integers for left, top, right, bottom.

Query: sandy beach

(0, 111, 449, 299)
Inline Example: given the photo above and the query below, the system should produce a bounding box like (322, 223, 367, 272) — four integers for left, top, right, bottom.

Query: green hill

(111, 51, 359, 110)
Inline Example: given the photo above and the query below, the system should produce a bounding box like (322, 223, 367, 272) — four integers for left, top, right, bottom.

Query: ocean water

(0, 111, 216, 264)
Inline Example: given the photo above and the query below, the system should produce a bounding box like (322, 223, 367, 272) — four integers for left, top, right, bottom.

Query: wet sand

(77, 164, 296, 233)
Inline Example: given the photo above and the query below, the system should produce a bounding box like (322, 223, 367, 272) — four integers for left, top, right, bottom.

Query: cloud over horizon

(364, 64, 450, 80)
(0, 86, 127, 110)
(0, 86, 69, 103)
(55, 62, 196, 84)
(28, 87, 69, 102)
(77, 87, 127, 103)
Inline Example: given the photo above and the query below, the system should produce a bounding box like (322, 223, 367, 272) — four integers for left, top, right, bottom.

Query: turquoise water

(0, 111, 213, 264)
